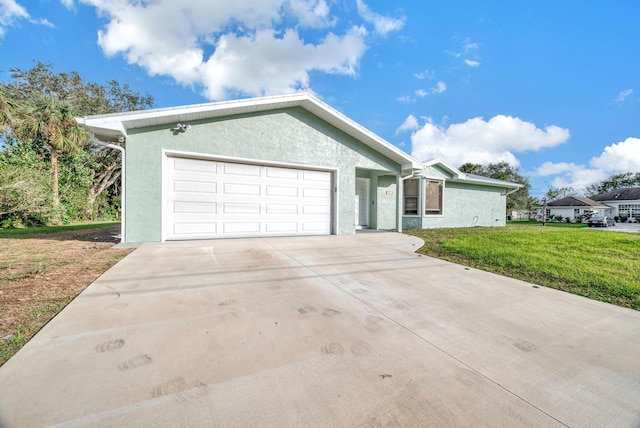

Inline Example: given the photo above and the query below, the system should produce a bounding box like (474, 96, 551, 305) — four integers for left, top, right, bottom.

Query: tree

(0, 142, 50, 224)
(459, 161, 532, 211)
(13, 95, 87, 214)
(0, 85, 16, 128)
(5, 61, 153, 114)
(3, 61, 153, 221)
(585, 172, 640, 196)
(545, 185, 576, 201)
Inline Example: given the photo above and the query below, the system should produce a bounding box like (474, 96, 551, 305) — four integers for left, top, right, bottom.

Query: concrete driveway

(1, 233, 639, 427)
(587, 222, 640, 233)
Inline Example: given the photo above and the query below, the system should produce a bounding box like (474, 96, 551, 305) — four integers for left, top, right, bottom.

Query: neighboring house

(590, 187, 640, 220)
(402, 159, 522, 230)
(541, 196, 612, 221)
(78, 93, 519, 243)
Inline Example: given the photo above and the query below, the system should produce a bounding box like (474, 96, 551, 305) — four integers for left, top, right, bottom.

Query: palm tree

(14, 95, 87, 211)
(0, 85, 16, 127)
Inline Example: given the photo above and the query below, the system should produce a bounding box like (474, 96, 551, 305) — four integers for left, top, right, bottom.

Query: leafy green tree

(0, 85, 16, 128)
(2, 61, 153, 222)
(5, 61, 153, 115)
(13, 95, 87, 215)
(545, 185, 576, 201)
(459, 161, 532, 211)
(0, 141, 50, 225)
(585, 172, 640, 196)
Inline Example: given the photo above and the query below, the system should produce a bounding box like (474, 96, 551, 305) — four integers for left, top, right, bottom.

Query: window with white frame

(424, 180, 443, 215)
(574, 208, 580, 217)
(404, 179, 419, 215)
(619, 204, 640, 218)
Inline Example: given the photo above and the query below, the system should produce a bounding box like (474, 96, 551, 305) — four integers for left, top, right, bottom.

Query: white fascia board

(76, 116, 127, 141)
(421, 158, 466, 179)
(77, 92, 423, 170)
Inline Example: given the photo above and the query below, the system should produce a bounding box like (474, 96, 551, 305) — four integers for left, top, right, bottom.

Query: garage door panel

(303, 170, 330, 182)
(265, 167, 298, 179)
(266, 185, 298, 197)
(223, 163, 261, 176)
(173, 222, 217, 235)
(167, 157, 332, 240)
(223, 183, 261, 196)
(302, 187, 330, 199)
(223, 203, 261, 214)
(266, 222, 298, 233)
(303, 205, 330, 214)
(302, 222, 330, 232)
(173, 157, 217, 173)
(223, 222, 261, 234)
(266, 204, 298, 215)
(173, 180, 217, 194)
(173, 201, 217, 214)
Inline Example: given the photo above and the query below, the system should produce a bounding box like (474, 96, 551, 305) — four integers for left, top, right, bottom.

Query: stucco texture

(124, 108, 401, 242)
(403, 180, 507, 230)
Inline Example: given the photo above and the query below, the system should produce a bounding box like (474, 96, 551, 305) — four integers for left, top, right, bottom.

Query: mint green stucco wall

(124, 108, 401, 242)
(402, 180, 508, 230)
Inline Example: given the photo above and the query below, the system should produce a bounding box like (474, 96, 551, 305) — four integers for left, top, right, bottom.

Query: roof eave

(77, 92, 422, 169)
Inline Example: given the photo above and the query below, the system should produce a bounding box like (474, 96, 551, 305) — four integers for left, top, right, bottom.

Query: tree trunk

(51, 148, 59, 208)
(83, 157, 121, 219)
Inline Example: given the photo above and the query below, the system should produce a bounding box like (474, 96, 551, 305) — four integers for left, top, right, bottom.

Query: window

(404, 179, 419, 215)
(424, 180, 443, 215)
(545, 208, 551, 218)
(619, 204, 640, 219)
(574, 208, 580, 217)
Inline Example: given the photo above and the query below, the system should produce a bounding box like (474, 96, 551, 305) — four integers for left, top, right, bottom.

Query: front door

(355, 178, 370, 229)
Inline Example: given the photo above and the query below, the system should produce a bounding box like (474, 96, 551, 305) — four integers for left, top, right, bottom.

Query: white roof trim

(77, 92, 423, 171)
(420, 158, 522, 189)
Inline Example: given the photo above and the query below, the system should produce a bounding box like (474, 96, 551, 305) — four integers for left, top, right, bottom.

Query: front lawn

(0, 223, 133, 366)
(405, 223, 640, 310)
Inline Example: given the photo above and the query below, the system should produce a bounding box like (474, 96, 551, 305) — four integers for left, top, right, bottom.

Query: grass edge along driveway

(0, 223, 133, 366)
(405, 222, 640, 311)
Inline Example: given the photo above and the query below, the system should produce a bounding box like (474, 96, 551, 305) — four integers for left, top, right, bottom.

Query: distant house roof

(590, 187, 640, 202)
(546, 196, 611, 208)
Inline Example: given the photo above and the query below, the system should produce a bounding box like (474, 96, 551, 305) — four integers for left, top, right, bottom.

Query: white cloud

(409, 115, 570, 167)
(410, 81, 445, 99)
(432, 81, 446, 94)
(464, 59, 480, 67)
(589, 137, 640, 171)
(74, 0, 388, 100)
(0, 0, 51, 37)
(395, 114, 419, 134)
(446, 38, 478, 58)
(533, 137, 640, 193)
(199, 27, 366, 99)
(613, 89, 633, 103)
(396, 95, 413, 103)
(414, 69, 434, 80)
(355, 0, 404, 36)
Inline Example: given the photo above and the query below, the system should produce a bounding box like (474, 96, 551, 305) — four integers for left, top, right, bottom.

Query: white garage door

(165, 157, 332, 240)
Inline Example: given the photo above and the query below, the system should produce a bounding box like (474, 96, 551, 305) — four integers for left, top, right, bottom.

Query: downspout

(505, 187, 521, 196)
(89, 133, 126, 243)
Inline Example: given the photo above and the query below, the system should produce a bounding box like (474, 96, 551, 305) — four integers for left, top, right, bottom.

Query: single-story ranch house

(542, 196, 613, 221)
(590, 187, 640, 221)
(77, 93, 521, 243)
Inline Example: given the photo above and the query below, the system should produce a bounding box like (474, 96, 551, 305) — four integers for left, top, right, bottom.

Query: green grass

(0, 297, 74, 365)
(0, 221, 120, 236)
(406, 223, 640, 310)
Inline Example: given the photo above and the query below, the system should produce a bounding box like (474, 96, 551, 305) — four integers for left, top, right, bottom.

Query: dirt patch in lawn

(0, 225, 134, 366)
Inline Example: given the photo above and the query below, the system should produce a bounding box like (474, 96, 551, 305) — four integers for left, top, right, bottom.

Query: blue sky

(1, 0, 639, 198)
